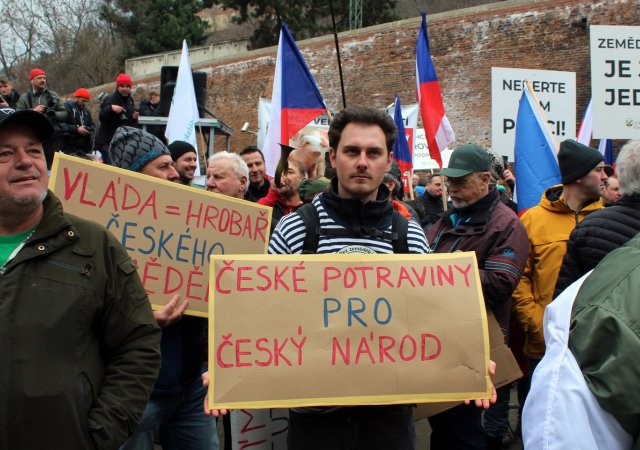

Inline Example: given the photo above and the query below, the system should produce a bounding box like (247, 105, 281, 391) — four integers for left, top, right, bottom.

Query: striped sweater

(269, 195, 430, 255)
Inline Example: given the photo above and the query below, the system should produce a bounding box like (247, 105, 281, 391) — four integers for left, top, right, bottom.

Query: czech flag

(514, 82, 561, 214)
(576, 99, 593, 146)
(264, 22, 327, 176)
(392, 95, 412, 193)
(599, 138, 615, 166)
(416, 12, 455, 169)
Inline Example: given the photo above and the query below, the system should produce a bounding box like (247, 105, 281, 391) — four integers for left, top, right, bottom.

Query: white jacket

(522, 271, 632, 450)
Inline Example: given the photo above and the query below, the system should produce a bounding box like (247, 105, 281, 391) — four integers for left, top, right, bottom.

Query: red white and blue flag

(514, 83, 561, 214)
(599, 138, 615, 166)
(264, 22, 327, 176)
(578, 98, 615, 166)
(392, 94, 412, 193)
(416, 12, 455, 169)
(576, 99, 593, 146)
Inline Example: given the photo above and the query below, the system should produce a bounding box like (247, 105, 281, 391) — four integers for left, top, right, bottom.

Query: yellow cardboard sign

(209, 252, 490, 409)
(49, 153, 271, 317)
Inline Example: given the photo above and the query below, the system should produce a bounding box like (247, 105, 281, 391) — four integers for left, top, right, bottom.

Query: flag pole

(329, 0, 347, 109)
(441, 173, 448, 211)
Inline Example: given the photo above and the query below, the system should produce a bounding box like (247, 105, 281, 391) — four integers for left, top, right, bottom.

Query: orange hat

(29, 68, 46, 80)
(74, 88, 91, 99)
(116, 73, 133, 86)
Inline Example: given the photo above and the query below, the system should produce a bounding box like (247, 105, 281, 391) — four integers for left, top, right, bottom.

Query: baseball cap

(0, 108, 54, 141)
(442, 144, 492, 178)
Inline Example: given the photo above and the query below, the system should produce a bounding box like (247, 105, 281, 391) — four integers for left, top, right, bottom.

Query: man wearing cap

(426, 143, 528, 450)
(110, 126, 219, 450)
(512, 139, 605, 402)
(61, 88, 95, 158)
(0, 109, 161, 448)
(16, 68, 68, 168)
(96, 73, 139, 165)
(168, 140, 198, 186)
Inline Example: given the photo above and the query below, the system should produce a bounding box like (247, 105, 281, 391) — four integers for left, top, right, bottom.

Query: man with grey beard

(426, 144, 528, 450)
(0, 109, 161, 450)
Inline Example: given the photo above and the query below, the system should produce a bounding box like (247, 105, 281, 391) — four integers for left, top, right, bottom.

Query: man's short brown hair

(328, 106, 396, 153)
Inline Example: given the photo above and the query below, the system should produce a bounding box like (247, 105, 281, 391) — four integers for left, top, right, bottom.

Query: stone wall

(92, 0, 639, 153)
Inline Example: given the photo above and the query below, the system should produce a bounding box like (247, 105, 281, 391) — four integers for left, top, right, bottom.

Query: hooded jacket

(0, 192, 161, 450)
(555, 194, 640, 296)
(512, 185, 603, 359)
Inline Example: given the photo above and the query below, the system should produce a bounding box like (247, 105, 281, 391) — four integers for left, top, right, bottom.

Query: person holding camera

(61, 87, 96, 159)
(95, 73, 139, 165)
(16, 68, 68, 168)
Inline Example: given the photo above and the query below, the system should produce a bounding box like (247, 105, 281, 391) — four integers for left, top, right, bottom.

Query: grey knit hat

(109, 126, 171, 172)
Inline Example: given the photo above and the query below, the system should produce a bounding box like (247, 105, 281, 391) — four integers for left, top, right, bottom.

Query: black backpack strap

(391, 210, 410, 254)
(296, 203, 320, 254)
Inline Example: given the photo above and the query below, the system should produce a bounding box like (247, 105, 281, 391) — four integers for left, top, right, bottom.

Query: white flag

(166, 40, 201, 176)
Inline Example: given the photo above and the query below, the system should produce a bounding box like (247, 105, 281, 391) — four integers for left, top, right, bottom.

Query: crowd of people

(1, 66, 639, 450)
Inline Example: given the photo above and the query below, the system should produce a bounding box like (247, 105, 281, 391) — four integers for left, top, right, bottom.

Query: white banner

(491, 67, 576, 161)
(413, 128, 453, 170)
(385, 103, 419, 158)
(590, 25, 640, 139)
(166, 40, 201, 176)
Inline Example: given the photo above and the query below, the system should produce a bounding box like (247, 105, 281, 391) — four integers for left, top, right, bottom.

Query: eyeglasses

(443, 173, 483, 188)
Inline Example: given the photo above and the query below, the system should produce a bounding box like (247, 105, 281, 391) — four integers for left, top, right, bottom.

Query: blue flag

(514, 85, 561, 213)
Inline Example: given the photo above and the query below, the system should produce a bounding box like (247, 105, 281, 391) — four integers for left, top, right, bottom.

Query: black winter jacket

(555, 194, 640, 296)
(96, 91, 137, 147)
(61, 99, 96, 154)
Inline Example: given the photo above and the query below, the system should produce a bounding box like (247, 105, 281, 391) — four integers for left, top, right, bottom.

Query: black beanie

(558, 139, 603, 185)
(168, 140, 196, 162)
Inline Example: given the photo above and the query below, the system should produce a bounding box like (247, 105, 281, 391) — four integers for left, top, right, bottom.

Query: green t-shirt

(0, 228, 35, 268)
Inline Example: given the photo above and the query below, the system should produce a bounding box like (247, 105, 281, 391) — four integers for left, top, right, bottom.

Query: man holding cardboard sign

(110, 126, 219, 450)
(268, 107, 429, 450)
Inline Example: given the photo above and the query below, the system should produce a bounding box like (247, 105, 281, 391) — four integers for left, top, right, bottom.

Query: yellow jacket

(512, 185, 603, 359)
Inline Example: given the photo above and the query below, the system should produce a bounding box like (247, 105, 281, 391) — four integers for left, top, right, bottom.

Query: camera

(45, 97, 59, 118)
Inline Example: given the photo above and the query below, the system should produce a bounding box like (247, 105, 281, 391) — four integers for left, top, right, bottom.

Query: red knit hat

(116, 73, 133, 86)
(74, 88, 91, 99)
(29, 68, 46, 80)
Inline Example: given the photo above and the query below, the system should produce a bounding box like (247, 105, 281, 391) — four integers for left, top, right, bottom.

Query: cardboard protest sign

(412, 311, 522, 420)
(49, 153, 271, 317)
(491, 67, 575, 161)
(230, 409, 289, 450)
(590, 25, 640, 139)
(209, 252, 491, 410)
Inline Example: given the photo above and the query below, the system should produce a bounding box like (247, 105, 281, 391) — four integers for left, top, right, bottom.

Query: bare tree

(0, 0, 123, 94)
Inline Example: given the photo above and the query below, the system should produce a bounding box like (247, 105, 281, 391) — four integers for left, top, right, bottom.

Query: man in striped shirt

(269, 106, 429, 450)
